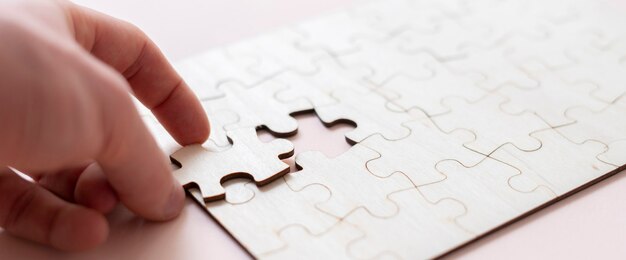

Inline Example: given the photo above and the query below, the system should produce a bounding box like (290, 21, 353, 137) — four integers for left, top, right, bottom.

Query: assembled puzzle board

(141, 0, 626, 258)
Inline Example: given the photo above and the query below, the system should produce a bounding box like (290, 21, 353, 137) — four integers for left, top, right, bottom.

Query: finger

(0, 168, 108, 251)
(37, 164, 118, 214)
(74, 164, 118, 214)
(37, 165, 86, 202)
(64, 2, 209, 146)
(83, 62, 185, 221)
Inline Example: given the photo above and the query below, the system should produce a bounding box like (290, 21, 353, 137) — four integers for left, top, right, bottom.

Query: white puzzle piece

(344, 188, 471, 260)
(432, 94, 550, 154)
(205, 179, 338, 256)
(419, 158, 555, 234)
(360, 117, 484, 186)
(285, 144, 414, 218)
(378, 57, 487, 116)
(498, 68, 606, 126)
(261, 223, 363, 260)
(491, 129, 615, 195)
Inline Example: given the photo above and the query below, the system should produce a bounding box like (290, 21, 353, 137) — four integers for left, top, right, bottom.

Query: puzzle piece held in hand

(170, 127, 294, 202)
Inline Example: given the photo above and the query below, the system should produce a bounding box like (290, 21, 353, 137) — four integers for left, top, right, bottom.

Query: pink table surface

(2, 0, 625, 259)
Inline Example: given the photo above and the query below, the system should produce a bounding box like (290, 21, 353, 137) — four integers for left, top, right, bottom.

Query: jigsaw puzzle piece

(273, 57, 374, 109)
(504, 25, 603, 69)
(598, 139, 626, 167)
(491, 129, 616, 195)
(285, 144, 414, 218)
(143, 108, 234, 155)
(315, 89, 425, 143)
(459, 0, 553, 43)
(173, 49, 259, 100)
(347, 0, 444, 34)
(556, 48, 626, 103)
(337, 37, 434, 85)
(498, 68, 606, 126)
(212, 80, 303, 137)
(206, 179, 337, 256)
(187, 179, 256, 206)
(200, 97, 241, 147)
(558, 97, 626, 145)
(432, 94, 550, 154)
(361, 117, 484, 186)
(226, 29, 329, 77)
(600, 34, 626, 54)
(345, 188, 471, 260)
(293, 11, 390, 55)
(170, 127, 294, 201)
(379, 57, 487, 116)
(261, 223, 363, 260)
(419, 158, 555, 234)
(398, 19, 490, 61)
(445, 46, 539, 91)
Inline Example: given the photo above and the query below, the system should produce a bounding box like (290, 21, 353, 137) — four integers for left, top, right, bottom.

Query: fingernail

(163, 179, 185, 219)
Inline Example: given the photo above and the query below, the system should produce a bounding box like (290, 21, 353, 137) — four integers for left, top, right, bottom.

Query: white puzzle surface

(143, 0, 626, 258)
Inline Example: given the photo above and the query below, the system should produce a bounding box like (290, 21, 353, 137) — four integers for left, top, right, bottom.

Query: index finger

(63, 1, 210, 146)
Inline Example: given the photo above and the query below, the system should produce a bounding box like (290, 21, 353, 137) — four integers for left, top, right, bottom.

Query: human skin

(0, 0, 210, 251)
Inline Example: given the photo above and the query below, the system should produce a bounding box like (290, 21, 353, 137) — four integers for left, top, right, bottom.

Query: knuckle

(0, 183, 38, 232)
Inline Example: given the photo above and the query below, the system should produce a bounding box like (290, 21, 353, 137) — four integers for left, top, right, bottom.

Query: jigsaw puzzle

(138, 0, 626, 258)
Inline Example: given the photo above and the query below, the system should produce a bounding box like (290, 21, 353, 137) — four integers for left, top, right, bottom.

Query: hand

(0, 0, 209, 251)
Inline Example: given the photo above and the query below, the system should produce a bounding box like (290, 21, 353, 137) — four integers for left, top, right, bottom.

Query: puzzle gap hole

(257, 111, 355, 172)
